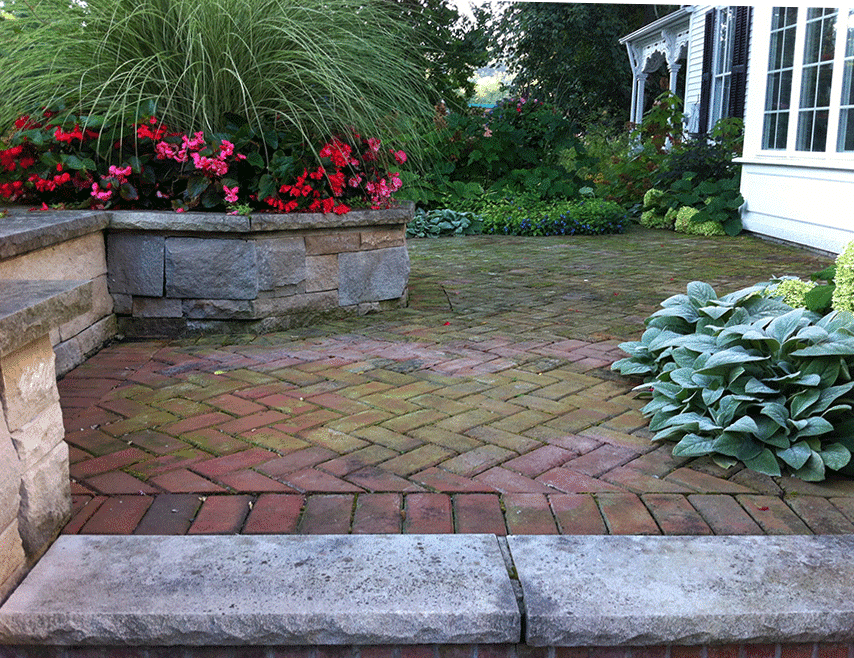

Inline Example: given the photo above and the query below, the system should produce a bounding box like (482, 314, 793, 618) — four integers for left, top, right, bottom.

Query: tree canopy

(491, 3, 668, 128)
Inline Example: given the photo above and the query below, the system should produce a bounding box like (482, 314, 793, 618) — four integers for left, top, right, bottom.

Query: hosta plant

(613, 281, 854, 481)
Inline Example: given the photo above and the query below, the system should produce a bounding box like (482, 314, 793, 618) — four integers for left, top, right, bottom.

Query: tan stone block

(0, 520, 27, 602)
(304, 231, 360, 255)
(360, 228, 405, 250)
(0, 232, 107, 280)
(10, 403, 64, 472)
(306, 255, 338, 292)
(58, 274, 114, 342)
(0, 335, 59, 432)
(18, 441, 71, 558)
(0, 421, 22, 532)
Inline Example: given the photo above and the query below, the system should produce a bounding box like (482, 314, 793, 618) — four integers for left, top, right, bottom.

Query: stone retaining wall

(0, 211, 115, 376)
(106, 205, 413, 336)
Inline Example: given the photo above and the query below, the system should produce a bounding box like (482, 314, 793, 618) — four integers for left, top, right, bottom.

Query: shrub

(674, 206, 726, 236)
(832, 241, 854, 313)
(404, 97, 588, 209)
(478, 196, 626, 236)
(613, 281, 854, 481)
(763, 277, 817, 308)
(406, 208, 483, 238)
(639, 188, 674, 229)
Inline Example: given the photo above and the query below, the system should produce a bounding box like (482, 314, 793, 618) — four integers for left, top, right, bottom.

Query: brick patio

(58, 227, 854, 536)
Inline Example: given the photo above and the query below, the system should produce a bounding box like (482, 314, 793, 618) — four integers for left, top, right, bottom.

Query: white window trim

(744, 5, 854, 166)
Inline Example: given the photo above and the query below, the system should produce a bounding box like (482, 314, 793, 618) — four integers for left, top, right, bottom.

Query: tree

(384, 0, 490, 113)
(492, 3, 667, 128)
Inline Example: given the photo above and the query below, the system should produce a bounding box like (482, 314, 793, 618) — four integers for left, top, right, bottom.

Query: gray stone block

(132, 297, 183, 318)
(165, 238, 258, 300)
(0, 280, 92, 361)
(256, 237, 306, 291)
(0, 534, 520, 645)
(106, 233, 164, 296)
(338, 246, 410, 306)
(182, 299, 256, 320)
(508, 535, 854, 646)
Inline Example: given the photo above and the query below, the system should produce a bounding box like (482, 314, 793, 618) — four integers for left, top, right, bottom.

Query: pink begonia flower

(223, 185, 239, 203)
(175, 207, 185, 213)
(367, 137, 381, 153)
(90, 183, 112, 202)
(391, 149, 407, 165)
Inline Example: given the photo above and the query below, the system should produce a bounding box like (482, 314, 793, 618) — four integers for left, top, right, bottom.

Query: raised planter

(106, 203, 414, 336)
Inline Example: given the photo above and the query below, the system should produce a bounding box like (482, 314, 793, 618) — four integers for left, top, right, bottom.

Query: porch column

(634, 73, 648, 125)
(668, 62, 681, 96)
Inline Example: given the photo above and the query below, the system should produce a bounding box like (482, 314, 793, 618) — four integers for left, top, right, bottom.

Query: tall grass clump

(0, 0, 431, 148)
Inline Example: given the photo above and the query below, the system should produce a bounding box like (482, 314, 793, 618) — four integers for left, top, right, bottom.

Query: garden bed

(106, 203, 413, 336)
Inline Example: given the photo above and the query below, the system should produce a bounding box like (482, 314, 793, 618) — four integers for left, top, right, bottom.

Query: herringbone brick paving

(59, 228, 854, 535)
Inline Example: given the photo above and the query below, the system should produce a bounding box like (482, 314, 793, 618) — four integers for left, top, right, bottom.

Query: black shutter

(698, 10, 715, 135)
(727, 6, 752, 120)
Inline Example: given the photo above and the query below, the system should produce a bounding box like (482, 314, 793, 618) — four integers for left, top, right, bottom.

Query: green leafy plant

(406, 208, 483, 238)
(832, 241, 854, 313)
(613, 281, 854, 481)
(477, 195, 625, 236)
(674, 206, 726, 237)
(668, 175, 743, 236)
(639, 188, 674, 229)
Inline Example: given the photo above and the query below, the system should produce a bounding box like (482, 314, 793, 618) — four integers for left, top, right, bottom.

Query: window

(838, 9, 854, 150)
(761, 7, 854, 155)
(699, 7, 752, 135)
(763, 8, 798, 149)
(796, 8, 838, 151)
(711, 8, 736, 127)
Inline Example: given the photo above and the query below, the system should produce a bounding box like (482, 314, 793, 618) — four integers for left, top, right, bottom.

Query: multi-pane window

(796, 8, 838, 151)
(710, 8, 736, 127)
(838, 9, 854, 151)
(763, 7, 798, 149)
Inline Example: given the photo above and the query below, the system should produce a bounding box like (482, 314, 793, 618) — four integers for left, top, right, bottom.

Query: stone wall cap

(0, 209, 109, 260)
(509, 534, 854, 647)
(107, 210, 250, 232)
(249, 202, 414, 232)
(0, 534, 520, 646)
(0, 280, 93, 356)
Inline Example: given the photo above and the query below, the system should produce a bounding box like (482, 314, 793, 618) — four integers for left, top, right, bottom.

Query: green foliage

(763, 277, 817, 308)
(613, 281, 854, 481)
(0, 0, 431, 151)
(478, 196, 626, 236)
(639, 188, 674, 229)
(833, 241, 854, 313)
(674, 207, 725, 236)
(385, 0, 489, 113)
(403, 97, 589, 209)
(668, 176, 743, 236)
(490, 3, 659, 126)
(406, 208, 482, 238)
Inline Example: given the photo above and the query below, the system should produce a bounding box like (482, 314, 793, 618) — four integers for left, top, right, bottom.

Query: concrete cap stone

(0, 210, 108, 260)
(0, 280, 92, 356)
(0, 534, 520, 646)
(508, 534, 854, 647)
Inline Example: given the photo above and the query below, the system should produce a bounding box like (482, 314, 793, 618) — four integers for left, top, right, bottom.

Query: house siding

(739, 5, 854, 255)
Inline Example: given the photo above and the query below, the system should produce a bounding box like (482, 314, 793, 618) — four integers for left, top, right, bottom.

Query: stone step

(3, 535, 854, 648)
(0, 534, 520, 646)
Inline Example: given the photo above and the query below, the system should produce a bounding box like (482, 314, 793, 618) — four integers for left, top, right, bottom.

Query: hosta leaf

(724, 416, 759, 435)
(612, 358, 653, 377)
(712, 395, 743, 427)
(702, 386, 725, 406)
(790, 389, 821, 419)
(743, 448, 782, 477)
(766, 309, 808, 345)
(697, 348, 767, 373)
(687, 281, 718, 305)
(791, 339, 854, 357)
(793, 451, 826, 481)
(794, 325, 830, 343)
(713, 433, 763, 460)
(673, 347, 701, 369)
(650, 305, 699, 323)
(668, 368, 699, 388)
(798, 358, 840, 388)
(791, 415, 834, 438)
(819, 443, 851, 471)
(647, 330, 686, 352)
(672, 433, 717, 457)
(778, 441, 812, 469)
(711, 454, 739, 469)
(811, 381, 854, 416)
(790, 374, 822, 387)
(817, 310, 854, 333)
(618, 341, 645, 356)
(699, 305, 731, 320)
(653, 425, 689, 442)
(760, 402, 789, 428)
(672, 334, 717, 353)
(745, 378, 778, 395)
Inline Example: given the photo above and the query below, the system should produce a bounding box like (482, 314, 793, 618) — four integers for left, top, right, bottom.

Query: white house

(621, 5, 854, 255)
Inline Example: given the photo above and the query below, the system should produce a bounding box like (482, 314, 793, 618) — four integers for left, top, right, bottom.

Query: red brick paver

(56, 231, 849, 536)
